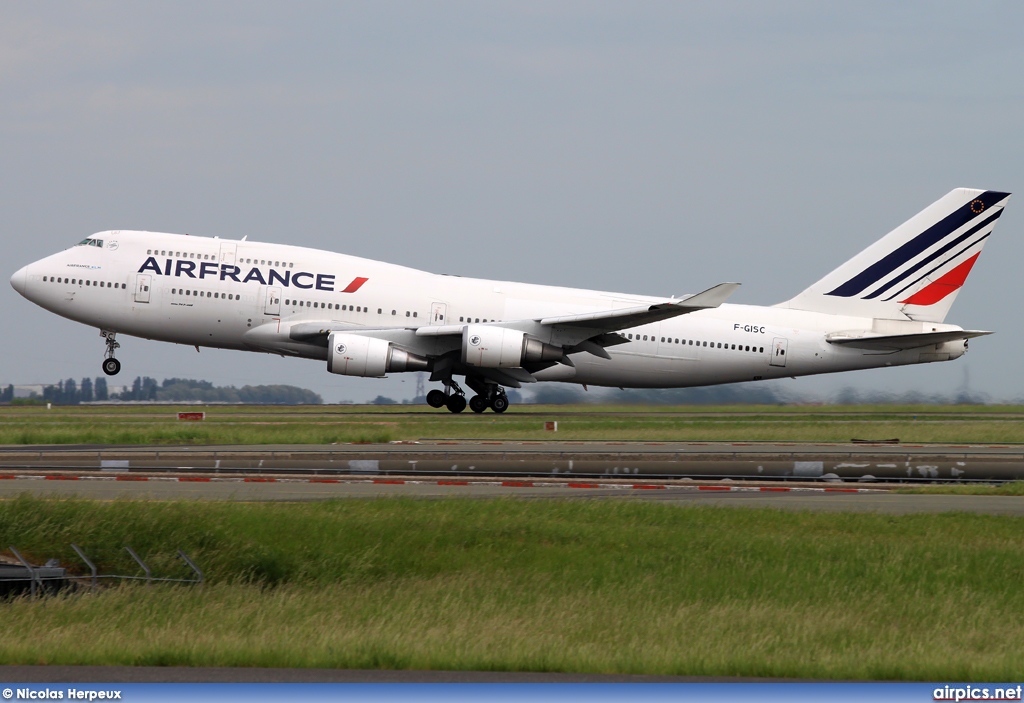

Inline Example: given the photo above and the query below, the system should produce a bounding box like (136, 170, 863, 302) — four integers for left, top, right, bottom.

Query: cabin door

(264, 286, 281, 315)
(430, 302, 448, 325)
(134, 274, 151, 304)
(769, 337, 789, 367)
(219, 242, 236, 265)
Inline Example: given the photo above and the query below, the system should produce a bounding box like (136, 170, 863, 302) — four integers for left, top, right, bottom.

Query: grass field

(3, 403, 1024, 444)
(2, 495, 1024, 679)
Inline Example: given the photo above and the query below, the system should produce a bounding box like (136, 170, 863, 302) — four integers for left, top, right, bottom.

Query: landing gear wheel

(101, 330, 121, 375)
(426, 389, 447, 408)
(469, 395, 489, 413)
(490, 394, 509, 413)
(446, 395, 467, 414)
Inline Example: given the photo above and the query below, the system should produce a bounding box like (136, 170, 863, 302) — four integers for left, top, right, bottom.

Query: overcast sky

(3, 2, 1023, 402)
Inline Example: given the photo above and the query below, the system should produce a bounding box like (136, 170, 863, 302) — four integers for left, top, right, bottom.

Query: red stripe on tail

(899, 253, 979, 306)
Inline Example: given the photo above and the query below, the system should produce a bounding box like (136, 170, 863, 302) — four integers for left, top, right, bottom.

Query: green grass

(2, 496, 1024, 679)
(897, 481, 1024, 496)
(3, 404, 1024, 444)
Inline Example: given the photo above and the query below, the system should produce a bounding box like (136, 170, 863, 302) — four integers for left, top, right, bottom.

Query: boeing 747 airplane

(10, 188, 1010, 412)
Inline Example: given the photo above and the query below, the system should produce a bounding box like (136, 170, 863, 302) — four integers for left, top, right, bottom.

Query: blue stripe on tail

(826, 190, 1009, 298)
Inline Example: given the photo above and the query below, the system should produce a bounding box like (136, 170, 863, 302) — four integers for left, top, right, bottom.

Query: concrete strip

(1, 441, 1023, 481)
(2, 477, 1023, 515)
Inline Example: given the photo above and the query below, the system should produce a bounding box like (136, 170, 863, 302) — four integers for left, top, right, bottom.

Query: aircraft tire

(469, 395, 488, 413)
(491, 394, 509, 413)
(446, 395, 467, 414)
(102, 358, 121, 376)
(426, 389, 447, 408)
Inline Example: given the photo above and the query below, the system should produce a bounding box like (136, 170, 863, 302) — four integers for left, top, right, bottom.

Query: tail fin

(779, 188, 1011, 322)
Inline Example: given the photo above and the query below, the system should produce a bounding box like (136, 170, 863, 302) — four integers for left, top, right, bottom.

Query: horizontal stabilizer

(825, 329, 991, 351)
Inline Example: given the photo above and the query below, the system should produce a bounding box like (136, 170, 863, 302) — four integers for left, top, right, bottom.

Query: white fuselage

(11, 230, 969, 390)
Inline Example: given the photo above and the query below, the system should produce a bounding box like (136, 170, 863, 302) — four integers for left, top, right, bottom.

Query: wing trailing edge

(539, 282, 741, 330)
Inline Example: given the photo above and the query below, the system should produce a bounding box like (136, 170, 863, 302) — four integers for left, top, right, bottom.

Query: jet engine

(327, 332, 429, 377)
(461, 325, 562, 368)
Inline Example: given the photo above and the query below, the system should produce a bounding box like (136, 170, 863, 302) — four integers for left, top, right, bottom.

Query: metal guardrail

(1, 544, 203, 598)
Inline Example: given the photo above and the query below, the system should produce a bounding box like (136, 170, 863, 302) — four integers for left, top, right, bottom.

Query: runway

(2, 439, 1024, 481)
(2, 440, 1023, 514)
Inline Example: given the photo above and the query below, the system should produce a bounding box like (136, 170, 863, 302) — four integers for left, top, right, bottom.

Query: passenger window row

(145, 249, 296, 269)
(171, 288, 239, 300)
(240, 257, 293, 268)
(43, 276, 126, 289)
(285, 300, 368, 312)
(624, 332, 764, 354)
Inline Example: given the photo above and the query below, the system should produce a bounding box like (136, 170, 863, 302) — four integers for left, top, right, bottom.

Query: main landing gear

(426, 377, 510, 414)
(469, 388, 508, 414)
(101, 330, 121, 376)
(426, 380, 469, 413)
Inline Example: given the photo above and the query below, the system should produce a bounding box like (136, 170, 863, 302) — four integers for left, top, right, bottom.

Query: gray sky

(3, 1, 1023, 402)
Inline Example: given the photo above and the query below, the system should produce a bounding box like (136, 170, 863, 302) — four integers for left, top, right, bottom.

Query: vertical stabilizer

(778, 188, 1011, 322)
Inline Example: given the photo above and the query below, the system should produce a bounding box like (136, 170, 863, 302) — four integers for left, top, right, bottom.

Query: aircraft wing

(537, 282, 741, 332)
(413, 282, 740, 355)
(824, 329, 991, 351)
(247, 282, 741, 366)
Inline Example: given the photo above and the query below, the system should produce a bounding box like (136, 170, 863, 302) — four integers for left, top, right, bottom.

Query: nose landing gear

(101, 331, 121, 376)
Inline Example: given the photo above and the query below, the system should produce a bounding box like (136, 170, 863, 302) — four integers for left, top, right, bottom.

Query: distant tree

(529, 384, 589, 404)
(64, 378, 79, 405)
(1, 385, 13, 403)
(370, 395, 397, 405)
(162, 378, 215, 390)
(80, 377, 93, 403)
(235, 385, 321, 405)
(29, 376, 321, 405)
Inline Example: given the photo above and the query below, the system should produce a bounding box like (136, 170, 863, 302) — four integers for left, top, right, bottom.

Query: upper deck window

(76, 237, 104, 248)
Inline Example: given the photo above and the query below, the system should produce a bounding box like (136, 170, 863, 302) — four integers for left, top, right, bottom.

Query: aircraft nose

(10, 266, 28, 296)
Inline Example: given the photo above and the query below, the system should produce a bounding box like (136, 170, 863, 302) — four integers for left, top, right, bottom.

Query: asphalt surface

(4, 440, 1024, 481)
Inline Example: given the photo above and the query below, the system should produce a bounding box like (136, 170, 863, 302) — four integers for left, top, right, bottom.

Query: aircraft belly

(571, 345, 784, 388)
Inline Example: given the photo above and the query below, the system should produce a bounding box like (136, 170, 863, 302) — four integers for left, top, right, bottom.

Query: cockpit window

(76, 237, 104, 248)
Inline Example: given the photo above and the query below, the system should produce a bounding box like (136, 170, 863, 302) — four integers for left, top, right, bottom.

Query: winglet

(678, 282, 741, 310)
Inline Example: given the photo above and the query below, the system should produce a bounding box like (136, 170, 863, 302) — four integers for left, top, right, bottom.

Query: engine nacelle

(461, 325, 562, 368)
(327, 332, 429, 377)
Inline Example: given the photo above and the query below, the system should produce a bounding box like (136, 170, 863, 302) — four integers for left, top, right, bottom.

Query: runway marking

(3, 474, 885, 494)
